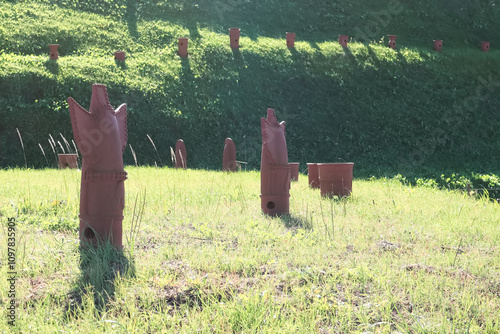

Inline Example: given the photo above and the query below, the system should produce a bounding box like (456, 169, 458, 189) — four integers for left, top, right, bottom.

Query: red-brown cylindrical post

(289, 162, 299, 181)
(286, 32, 296, 48)
(178, 37, 189, 58)
(318, 163, 354, 197)
(49, 44, 60, 60)
(261, 108, 290, 216)
(175, 139, 187, 169)
(114, 51, 126, 61)
(223, 138, 237, 172)
(339, 35, 348, 48)
(388, 35, 397, 49)
(58, 153, 78, 169)
(229, 28, 241, 49)
(433, 40, 443, 52)
(68, 84, 128, 249)
(481, 41, 490, 52)
(307, 163, 320, 189)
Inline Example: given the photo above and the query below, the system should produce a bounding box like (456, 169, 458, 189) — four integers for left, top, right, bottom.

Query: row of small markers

(46, 28, 492, 61)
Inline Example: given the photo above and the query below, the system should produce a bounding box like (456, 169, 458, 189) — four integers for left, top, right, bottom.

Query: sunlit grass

(0, 167, 499, 332)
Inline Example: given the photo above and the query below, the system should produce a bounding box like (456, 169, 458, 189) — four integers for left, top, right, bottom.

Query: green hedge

(1, 1, 500, 180)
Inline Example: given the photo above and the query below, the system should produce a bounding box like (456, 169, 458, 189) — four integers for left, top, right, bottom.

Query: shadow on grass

(65, 242, 135, 319)
(396, 50, 409, 64)
(280, 214, 313, 230)
(44, 60, 59, 75)
(180, 56, 194, 80)
(366, 44, 381, 67)
(342, 46, 359, 66)
(115, 59, 128, 70)
(126, 0, 138, 39)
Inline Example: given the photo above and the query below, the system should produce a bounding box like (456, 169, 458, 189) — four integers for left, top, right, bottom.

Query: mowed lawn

(0, 167, 499, 333)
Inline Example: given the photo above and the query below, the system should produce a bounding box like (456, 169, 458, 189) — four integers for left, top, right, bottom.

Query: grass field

(1, 167, 499, 332)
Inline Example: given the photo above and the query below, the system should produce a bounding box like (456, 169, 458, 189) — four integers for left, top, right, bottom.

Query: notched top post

(68, 84, 128, 249)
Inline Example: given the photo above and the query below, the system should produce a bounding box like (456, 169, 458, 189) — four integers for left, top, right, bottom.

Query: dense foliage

(0, 0, 499, 186)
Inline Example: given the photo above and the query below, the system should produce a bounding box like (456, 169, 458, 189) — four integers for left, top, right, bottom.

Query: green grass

(1, 167, 499, 332)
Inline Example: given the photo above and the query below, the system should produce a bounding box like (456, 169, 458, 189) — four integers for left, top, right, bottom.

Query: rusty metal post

(175, 139, 187, 169)
(307, 163, 320, 189)
(339, 35, 348, 48)
(178, 37, 189, 58)
(481, 41, 490, 52)
(433, 40, 443, 52)
(114, 51, 126, 61)
(49, 44, 59, 60)
(260, 108, 290, 216)
(286, 32, 296, 48)
(229, 28, 241, 49)
(68, 84, 127, 248)
(223, 138, 237, 172)
(58, 153, 78, 169)
(388, 35, 397, 49)
(289, 162, 299, 181)
(318, 163, 354, 197)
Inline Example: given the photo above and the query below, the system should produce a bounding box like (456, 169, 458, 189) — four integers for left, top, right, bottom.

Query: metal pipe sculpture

(68, 84, 127, 248)
(175, 139, 187, 169)
(260, 108, 290, 216)
(223, 138, 238, 172)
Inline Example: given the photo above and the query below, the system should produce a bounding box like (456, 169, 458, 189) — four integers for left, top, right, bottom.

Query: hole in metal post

(84, 228, 95, 239)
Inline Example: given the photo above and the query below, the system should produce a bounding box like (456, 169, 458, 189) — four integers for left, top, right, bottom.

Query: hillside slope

(0, 0, 499, 180)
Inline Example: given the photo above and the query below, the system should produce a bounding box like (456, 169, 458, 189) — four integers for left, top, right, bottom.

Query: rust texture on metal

(481, 41, 490, 52)
(260, 108, 290, 216)
(175, 139, 187, 169)
(339, 35, 348, 47)
(68, 84, 127, 248)
(49, 44, 59, 60)
(433, 40, 443, 52)
(388, 35, 397, 49)
(114, 51, 126, 61)
(229, 28, 241, 49)
(223, 138, 238, 172)
(318, 163, 354, 198)
(58, 154, 78, 169)
(178, 37, 188, 58)
(289, 162, 299, 181)
(307, 163, 320, 189)
(286, 32, 296, 48)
